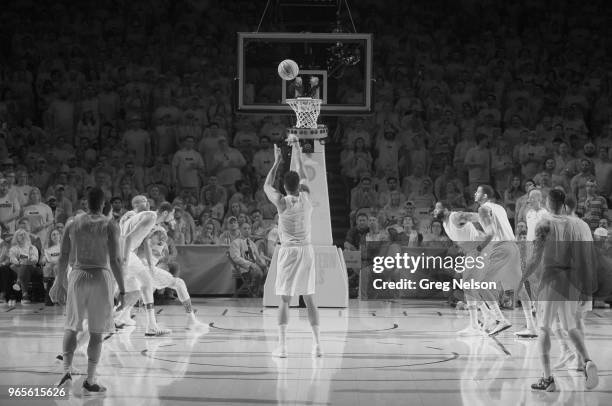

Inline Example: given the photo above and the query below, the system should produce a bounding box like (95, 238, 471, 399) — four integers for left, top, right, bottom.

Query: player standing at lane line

(264, 135, 322, 358)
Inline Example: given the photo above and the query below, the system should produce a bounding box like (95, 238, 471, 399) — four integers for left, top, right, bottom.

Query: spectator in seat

(122, 113, 152, 167)
(344, 212, 369, 251)
(198, 122, 228, 172)
(518, 130, 547, 180)
(194, 221, 220, 245)
(109, 196, 126, 223)
(409, 178, 436, 210)
(593, 146, 612, 200)
(401, 162, 431, 198)
(464, 133, 491, 196)
(365, 215, 389, 242)
(30, 157, 52, 193)
(211, 137, 247, 193)
(200, 175, 228, 210)
(249, 209, 267, 241)
(434, 165, 463, 201)
(577, 179, 608, 230)
(219, 216, 242, 245)
(515, 179, 537, 224)
(51, 185, 72, 224)
(252, 135, 274, 181)
(491, 139, 515, 193)
(8, 229, 39, 304)
(534, 158, 569, 193)
(14, 170, 32, 208)
(570, 158, 595, 202)
(341, 137, 373, 185)
(115, 161, 145, 194)
(379, 191, 406, 227)
(378, 176, 406, 208)
(350, 175, 378, 216)
(445, 182, 467, 209)
(172, 136, 205, 195)
(0, 178, 20, 235)
(145, 156, 173, 190)
(171, 205, 196, 245)
(22, 188, 54, 246)
(42, 227, 61, 306)
(229, 222, 269, 296)
(400, 215, 423, 246)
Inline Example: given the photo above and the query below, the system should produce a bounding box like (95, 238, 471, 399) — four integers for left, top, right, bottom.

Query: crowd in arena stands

(1, 0, 612, 302)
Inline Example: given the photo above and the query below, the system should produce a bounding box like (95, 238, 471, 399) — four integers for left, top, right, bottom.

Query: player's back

(482, 201, 515, 241)
(120, 210, 157, 253)
(69, 213, 112, 270)
(278, 192, 312, 246)
(541, 214, 573, 269)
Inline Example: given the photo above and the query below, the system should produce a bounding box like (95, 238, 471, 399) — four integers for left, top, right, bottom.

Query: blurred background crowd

(1, 0, 612, 303)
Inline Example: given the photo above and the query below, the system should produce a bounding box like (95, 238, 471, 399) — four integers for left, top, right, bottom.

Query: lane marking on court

(208, 322, 399, 334)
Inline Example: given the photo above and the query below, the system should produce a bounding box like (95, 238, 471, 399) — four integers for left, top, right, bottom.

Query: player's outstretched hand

(274, 144, 283, 163)
(49, 279, 66, 305)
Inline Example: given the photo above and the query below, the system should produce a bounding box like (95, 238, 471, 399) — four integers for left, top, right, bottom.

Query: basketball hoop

(286, 97, 322, 129)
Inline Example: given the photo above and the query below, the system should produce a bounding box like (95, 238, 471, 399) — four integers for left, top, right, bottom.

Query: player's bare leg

(166, 276, 208, 331)
(515, 287, 538, 338)
(303, 294, 322, 356)
(273, 295, 292, 358)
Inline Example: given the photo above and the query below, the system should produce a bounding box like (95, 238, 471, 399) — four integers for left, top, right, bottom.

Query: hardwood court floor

(0, 298, 610, 406)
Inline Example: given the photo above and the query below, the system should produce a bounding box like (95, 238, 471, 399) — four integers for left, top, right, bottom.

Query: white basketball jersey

(443, 212, 484, 252)
(120, 210, 157, 253)
(278, 192, 313, 246)
(482, 202, 515, 241)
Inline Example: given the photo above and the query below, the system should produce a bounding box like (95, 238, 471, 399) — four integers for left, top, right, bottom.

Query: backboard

(236, 32, 373, 115)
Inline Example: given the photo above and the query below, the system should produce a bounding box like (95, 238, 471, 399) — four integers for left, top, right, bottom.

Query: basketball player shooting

(50, 187, 125, 395)
(264, 134, 322, 358)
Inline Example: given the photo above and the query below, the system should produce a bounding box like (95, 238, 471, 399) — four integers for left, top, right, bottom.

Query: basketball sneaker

(82, 379, 107, 396)
(312, 344, 323, 357)
(584, 361, 599, 390)
(489, 320, 512, 336)
(553, 350, 575, 369)
(57, 372, 72, 388)
(514, 327, 538, 338)
(531, 376, 555, 392)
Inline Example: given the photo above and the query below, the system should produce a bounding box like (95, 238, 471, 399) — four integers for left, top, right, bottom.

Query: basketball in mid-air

(277, 59, 299, 80)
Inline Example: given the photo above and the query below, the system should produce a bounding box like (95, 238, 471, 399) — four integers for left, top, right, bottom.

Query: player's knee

(89, 333, 103, 344)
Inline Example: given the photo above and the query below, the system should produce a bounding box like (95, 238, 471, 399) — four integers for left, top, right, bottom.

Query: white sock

(311, 325, 320, 346)
(521, 301, 536, 331)
(468, 306, 478, 328)
(146, 308, 157, 329)
(487, 301, 505, 321)
(279, 324, 287, 348)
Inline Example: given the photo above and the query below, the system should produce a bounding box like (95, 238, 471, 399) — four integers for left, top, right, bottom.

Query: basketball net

(286, 97, 322, 129)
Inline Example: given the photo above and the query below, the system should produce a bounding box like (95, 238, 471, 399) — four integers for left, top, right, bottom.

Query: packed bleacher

(1, 0, 612, 304)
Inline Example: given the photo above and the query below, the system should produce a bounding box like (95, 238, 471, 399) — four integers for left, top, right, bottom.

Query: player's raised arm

(264, 144, 284, 208)
(287, 134, 308, 188)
